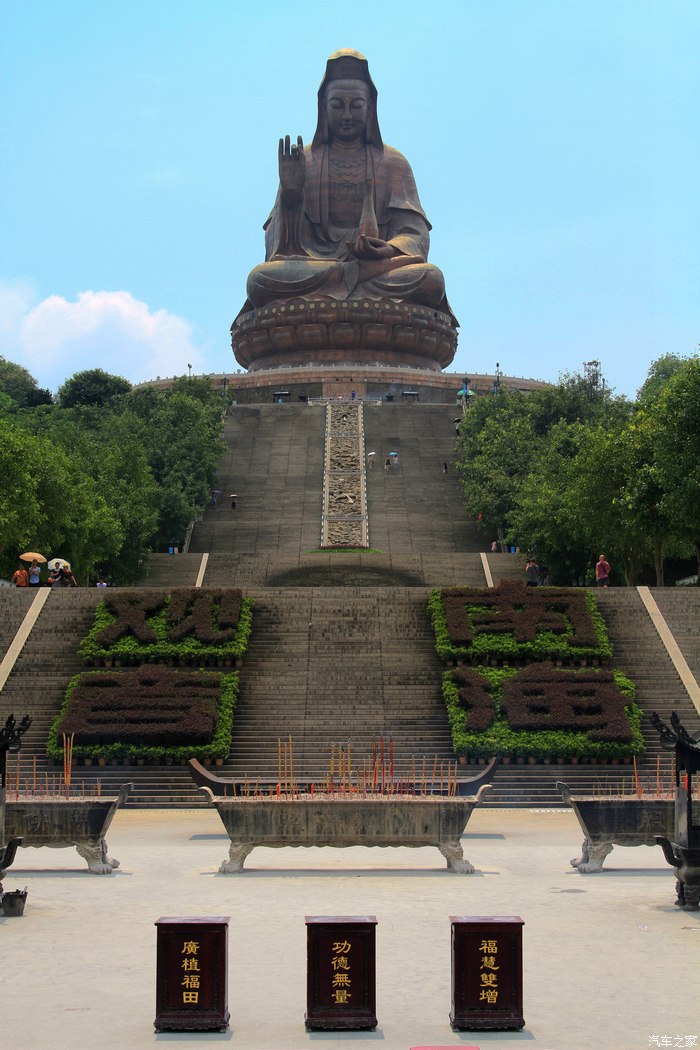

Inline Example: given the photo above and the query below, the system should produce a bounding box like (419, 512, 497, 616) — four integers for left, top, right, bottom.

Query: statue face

(324, 80, 370, 143)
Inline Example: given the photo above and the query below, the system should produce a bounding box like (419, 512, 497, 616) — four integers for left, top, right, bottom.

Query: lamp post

(494, 362, 502, 394)
(582, 360, 601, 398)
(187, 363, 192, 380)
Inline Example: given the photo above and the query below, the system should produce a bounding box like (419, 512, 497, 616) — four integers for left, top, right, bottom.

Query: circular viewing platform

(231, 297, 458, 372)
(141, 364, 549, 405)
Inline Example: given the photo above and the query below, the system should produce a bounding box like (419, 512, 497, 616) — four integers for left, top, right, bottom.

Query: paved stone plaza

(2, 807, 698, 1050)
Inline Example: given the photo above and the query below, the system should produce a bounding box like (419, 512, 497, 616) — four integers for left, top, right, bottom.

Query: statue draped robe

(242, 142, 451, 318)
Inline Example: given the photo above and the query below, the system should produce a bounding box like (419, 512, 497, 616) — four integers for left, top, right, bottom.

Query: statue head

(312, 49, 382, 150)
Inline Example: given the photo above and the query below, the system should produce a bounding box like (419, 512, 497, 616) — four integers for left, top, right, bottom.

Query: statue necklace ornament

(328, 151, 366, 186)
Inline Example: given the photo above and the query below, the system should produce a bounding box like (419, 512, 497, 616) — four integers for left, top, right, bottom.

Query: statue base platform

(231, 297, 458, 372)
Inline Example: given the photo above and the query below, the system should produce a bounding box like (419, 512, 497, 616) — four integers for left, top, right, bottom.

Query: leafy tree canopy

(1, 374, 226, 583)
(0, 356, 51, 407)
(637, 353, 693, 405)
(57, 368, 132, 408)
(455, 364, 694, 585)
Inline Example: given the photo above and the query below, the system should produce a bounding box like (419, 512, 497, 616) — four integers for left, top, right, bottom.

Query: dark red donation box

(305, 915, 378, 1030)
(450, 915, 524, 1031)
(154, 916, 230, 1032)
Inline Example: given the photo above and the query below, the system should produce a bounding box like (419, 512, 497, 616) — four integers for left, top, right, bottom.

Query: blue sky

(1, 1, 698, 398)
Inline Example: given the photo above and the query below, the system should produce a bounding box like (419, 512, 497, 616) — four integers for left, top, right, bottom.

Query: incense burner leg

(675, 878, 700, 911)
(682, 884, 700, 910)
(76, 840, 115, 874)
(219, 841, 255, 873)
(570, 837, 613, 873)
(438, 840, 475, 873)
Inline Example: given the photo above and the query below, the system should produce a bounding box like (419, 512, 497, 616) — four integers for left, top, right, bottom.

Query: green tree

(0, 356, 51, 407)
(3, 374, 226, 581)
(0, 417, 123, 580)
(455, 391, 536, 537)
(506, 421, 591, 583)
(57, 369, 132, 408)
(637, 353, 691, 405)
(455, 372, 630, 561)
(19, 406, 160, 582)
(573, 421, 667, 586)
(127, 382, 224, 548)
(652, 357, 700, 575)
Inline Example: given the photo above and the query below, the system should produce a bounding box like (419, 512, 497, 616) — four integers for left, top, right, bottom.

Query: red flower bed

(93, 592, 167, 646)
(56, 668, 221, 746)
(501, 664, 633, 742)
(442, 579, 598, 647)
(450, 667, 496, 730)
(168, 589, 243, 643)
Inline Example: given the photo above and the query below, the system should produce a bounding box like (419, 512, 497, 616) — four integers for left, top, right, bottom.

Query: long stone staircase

(593, 589, 700, 771)
(653, 589, 700, 682)
(188, 404, 326, 560)
(363, 402, 484, 557)
(225, 588, 453, 781)
(1, 402, 699, 808)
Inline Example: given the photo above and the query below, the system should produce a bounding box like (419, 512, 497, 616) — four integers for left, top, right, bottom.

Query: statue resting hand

(348, 234, 397, 260)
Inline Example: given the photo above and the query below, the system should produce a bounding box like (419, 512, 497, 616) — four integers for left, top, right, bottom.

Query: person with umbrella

(27, 560, 43, 586)
(47, 557, 76, 587)
(60, 565, 78, 587)
(230, 493, 238, 511)
(20, 552, 46, 587)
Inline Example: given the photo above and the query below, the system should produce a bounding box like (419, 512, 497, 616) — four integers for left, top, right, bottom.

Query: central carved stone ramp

(321, 401, 367, 548)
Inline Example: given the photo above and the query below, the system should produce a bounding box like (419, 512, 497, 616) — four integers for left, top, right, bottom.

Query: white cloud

(0, 281, 205, 392)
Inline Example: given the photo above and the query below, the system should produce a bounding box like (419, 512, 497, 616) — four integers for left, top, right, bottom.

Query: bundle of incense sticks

(267, 737, 462, 799)
(62, 732, 74, 799)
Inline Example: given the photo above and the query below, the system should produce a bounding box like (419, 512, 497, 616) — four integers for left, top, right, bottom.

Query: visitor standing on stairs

(11, 564, 28, 587)
(595, 554, 611, 587)
(525, 558, 539, 587)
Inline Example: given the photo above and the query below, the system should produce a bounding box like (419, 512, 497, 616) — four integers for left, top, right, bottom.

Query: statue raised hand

(274, 135, 308, 258)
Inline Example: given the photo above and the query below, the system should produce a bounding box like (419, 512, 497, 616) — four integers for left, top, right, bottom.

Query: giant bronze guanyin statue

(232, 50, 458, 372)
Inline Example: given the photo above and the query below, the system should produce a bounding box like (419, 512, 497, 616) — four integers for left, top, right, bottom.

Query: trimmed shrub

(47, 668, 238, 761)
(429, 580, 612, 663)
(79, 589, 253, 665)
(443, 663, 643, 760)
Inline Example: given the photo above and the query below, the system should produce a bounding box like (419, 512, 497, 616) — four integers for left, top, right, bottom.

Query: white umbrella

(48, 557, 70, 571)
